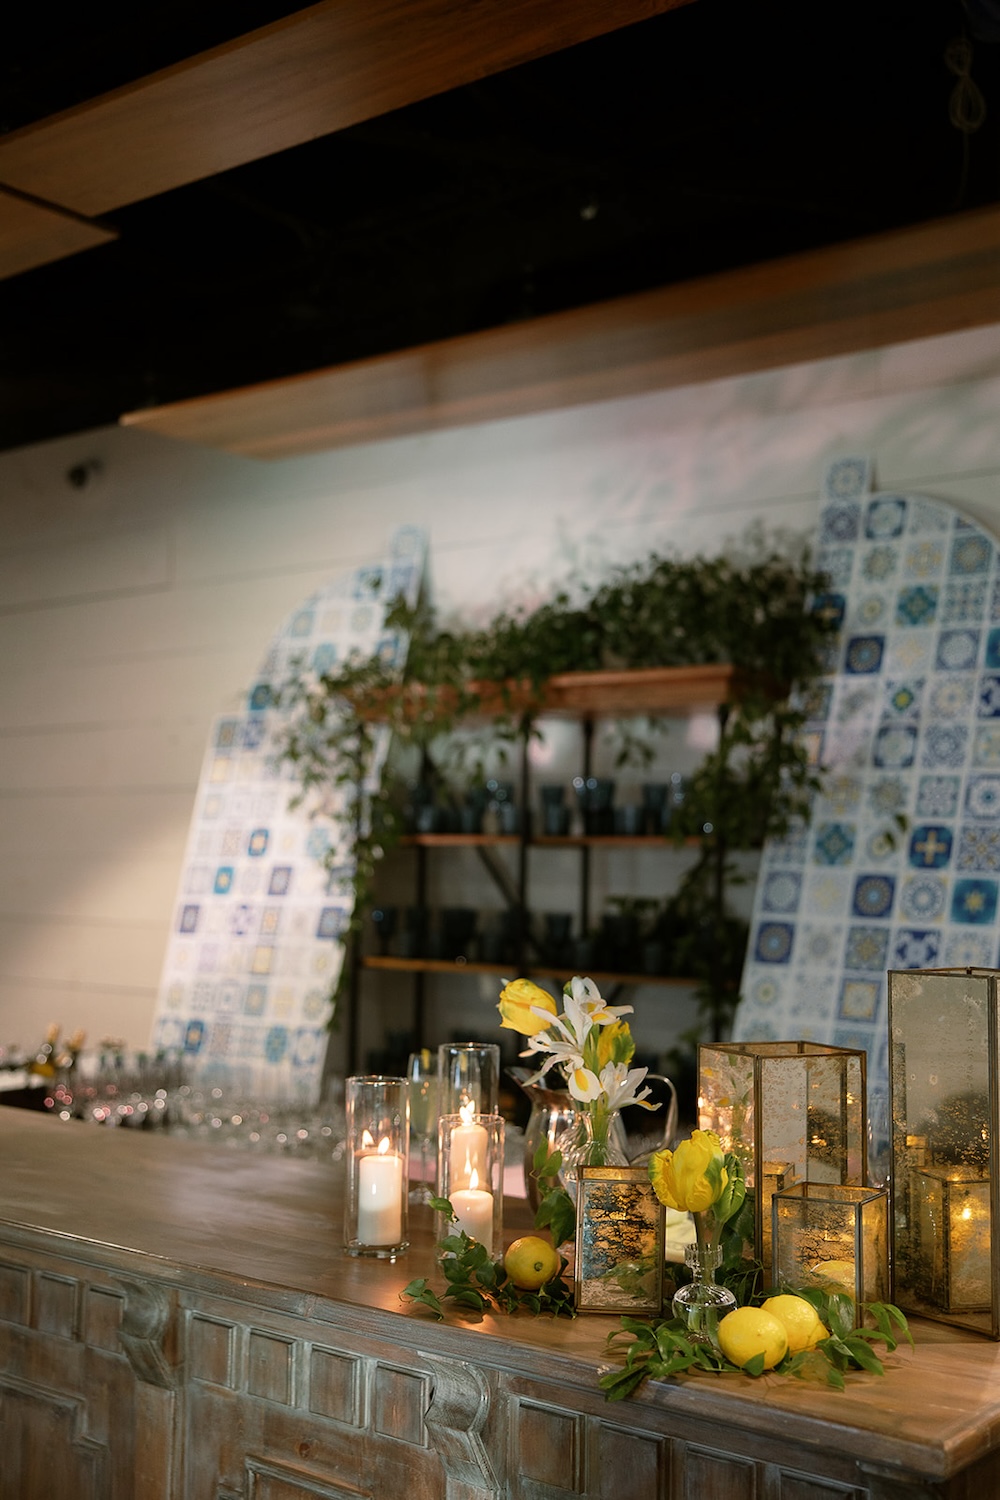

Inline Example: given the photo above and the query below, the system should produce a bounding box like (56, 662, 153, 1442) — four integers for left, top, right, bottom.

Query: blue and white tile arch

(734, 458, 1000, 1094)
(150, 527, 426, 1101)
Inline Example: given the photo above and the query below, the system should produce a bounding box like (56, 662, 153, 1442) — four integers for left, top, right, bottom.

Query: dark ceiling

(3, 0, 1000, 456)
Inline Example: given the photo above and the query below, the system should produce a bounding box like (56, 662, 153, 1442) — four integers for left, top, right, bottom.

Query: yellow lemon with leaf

(761, 1293, 829, 1352)
(717, 1306, 788, 1370)
(503, 1236, 561, 1290)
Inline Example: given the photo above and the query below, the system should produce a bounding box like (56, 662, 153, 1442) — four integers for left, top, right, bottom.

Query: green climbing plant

(267, 525, 835, 1035)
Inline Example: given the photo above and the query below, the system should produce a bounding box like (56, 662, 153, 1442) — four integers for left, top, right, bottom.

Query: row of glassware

(370, 903, 673, 973)
(402, 774, 686, 837)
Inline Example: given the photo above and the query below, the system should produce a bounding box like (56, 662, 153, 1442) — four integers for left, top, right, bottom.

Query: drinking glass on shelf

(406, 1050, 440, 1203)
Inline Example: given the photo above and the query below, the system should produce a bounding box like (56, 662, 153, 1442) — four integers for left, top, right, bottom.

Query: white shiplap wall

(3, 322, 1000, 1060)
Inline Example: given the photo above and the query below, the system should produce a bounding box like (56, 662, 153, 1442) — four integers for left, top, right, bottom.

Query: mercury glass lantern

(772, 1183, 889, 1321)
(888, 968, 999, 1336)
(698, 1041, 867, 1273)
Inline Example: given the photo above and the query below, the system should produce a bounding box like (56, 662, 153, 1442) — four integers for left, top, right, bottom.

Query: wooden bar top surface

(4, 1107, 1000, 1485)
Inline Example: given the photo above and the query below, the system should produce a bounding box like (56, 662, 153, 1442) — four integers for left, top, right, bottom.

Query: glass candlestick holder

(344, 1075, 409, 1259)
(437, 1041, 500, 1117)
(437, 1109, 504, 1257)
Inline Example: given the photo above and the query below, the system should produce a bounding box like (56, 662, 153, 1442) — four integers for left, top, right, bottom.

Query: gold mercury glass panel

(888, 967, 999, 1337)
(574, 1166, 665, 1314)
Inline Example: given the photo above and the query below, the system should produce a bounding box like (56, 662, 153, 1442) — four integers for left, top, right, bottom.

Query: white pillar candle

(451, 1181, 494, 1252)
(450, 1101, 488, 1190)
(356, 1137, 403, 1245)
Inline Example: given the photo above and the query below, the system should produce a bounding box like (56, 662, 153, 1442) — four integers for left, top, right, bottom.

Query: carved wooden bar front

(1, 1109, 999, 1499)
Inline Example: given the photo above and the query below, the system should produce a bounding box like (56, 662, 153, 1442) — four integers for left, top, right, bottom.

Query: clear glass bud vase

(558, 1107, 629, 1188)
(671, 1243, 737, 1343)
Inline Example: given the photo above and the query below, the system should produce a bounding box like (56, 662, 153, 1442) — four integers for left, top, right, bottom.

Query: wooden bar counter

(3, 1109, 1000, 1499)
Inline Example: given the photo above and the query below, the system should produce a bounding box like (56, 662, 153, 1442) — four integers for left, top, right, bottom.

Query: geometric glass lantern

(699, 1041, 867, 1274)
(772, 1182, 889, 1322)
(888, 967, 1000, 1337)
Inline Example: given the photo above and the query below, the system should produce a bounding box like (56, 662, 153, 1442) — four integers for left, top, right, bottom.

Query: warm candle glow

(356, 1132, 403, 1246)
(451, 1106, 488, 1191)
(451, 1165, 494, 1252)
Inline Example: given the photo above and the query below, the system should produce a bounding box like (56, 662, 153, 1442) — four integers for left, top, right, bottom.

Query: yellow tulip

(498, 979, 558, 1035)
(595, 1019, 635, 1070)
(648, 1129, 728, 1214)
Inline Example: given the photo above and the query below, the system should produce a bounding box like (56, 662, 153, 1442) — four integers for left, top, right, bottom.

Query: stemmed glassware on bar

(406, 1049, 439, 1203)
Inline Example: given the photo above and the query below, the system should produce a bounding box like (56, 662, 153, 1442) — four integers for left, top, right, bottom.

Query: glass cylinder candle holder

(437, 1041, 500, 1117)
(888, 967, 1000, 1336)
(344, 1076, 409, 1259)
(772, 1182, 889, 1322)
(437, 1108, 504, 1257)
(698, 1040, 867, 1273)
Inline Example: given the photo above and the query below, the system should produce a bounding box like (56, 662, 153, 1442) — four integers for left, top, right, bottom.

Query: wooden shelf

(357, 662, 738, 725)
(360, 955, 694, 986)
(398, 832, 701, 847)
(525, 965, 694, 987)
(531, 833, 703, 848)
(399, 833, 521, 847)
(541, 663, 737, 715)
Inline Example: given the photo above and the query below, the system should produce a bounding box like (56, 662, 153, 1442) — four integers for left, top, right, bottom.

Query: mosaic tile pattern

(150, 528, 426, 1099)
(734, 459, 1000, 1094)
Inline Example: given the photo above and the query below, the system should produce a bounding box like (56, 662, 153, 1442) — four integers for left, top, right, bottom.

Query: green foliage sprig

(599, 1289, 912, 1401)
(401, 1197, 575, 1320)
(530, 1141, 577, 1249)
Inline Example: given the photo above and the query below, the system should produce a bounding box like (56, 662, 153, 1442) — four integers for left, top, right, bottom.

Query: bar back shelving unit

(346, 664, 744, 1072)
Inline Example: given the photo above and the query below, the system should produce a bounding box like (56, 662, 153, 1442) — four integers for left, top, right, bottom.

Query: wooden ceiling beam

(0, 0, 692, 220)
(120, 204, 1000, 461)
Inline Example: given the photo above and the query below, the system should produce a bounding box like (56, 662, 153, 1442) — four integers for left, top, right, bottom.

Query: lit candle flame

(377, 1135, 391, 1156)
(459, 1099, 476, 1126)
(361, 1129, 375, 1149)
(469, 1167, 480, 1191)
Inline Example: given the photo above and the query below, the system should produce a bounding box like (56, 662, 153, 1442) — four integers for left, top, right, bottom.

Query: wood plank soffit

(0, 188, 116, 279)
(0, 0, 692, 219)
(120, 205, 1000, 461)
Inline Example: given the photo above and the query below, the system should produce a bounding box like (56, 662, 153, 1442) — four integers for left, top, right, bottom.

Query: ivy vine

(267, 525, 835, 1047)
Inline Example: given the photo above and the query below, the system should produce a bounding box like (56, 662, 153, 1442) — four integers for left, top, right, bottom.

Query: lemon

(761, 1293, 829, 1352)
(809, 1259, 856, 1295)
(717, 1306, 788, 1370)
(503, 1236, 561, 1290)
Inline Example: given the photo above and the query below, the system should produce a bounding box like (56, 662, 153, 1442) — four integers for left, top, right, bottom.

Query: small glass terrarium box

(574, 1165, 664, 1314)
(888, 967, 1000, 1336)
(772, 1183, 889, 1321)
(699, 1041, 867, 1272)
